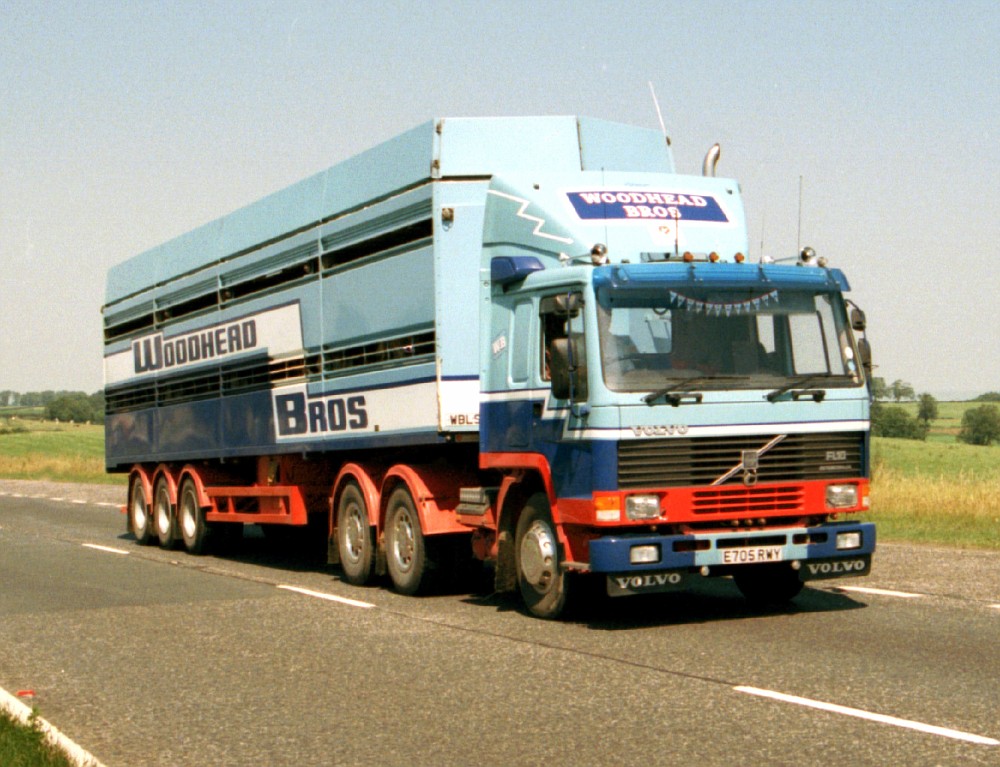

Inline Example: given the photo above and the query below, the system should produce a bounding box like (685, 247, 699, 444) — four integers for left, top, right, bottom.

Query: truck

(103, 116, 875, 618)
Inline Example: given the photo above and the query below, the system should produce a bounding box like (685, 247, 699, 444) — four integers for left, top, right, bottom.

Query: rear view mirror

(850, 307, 867, 332)
(549, 337, 588, 402)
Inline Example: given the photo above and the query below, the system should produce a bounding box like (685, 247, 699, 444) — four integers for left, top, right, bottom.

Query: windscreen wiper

(766, 374, 832, 403)
(644, 376, 734, 406)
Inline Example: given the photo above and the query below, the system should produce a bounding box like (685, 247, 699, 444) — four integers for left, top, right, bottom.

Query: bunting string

(667, 289, 779, 316)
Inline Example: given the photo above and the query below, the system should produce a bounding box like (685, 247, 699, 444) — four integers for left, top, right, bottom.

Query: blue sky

(2, 0, 997, 397)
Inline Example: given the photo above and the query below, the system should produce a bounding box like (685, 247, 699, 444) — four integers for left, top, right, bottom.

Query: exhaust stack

(702, 143, 721, 177)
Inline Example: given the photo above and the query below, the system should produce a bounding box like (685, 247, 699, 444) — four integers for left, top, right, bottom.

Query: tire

(153, 475, 178, 549)
(515, 494, 570, 619)
(128, 478, 154, 545)
(733, 564, 804, 606)
(337, 482, 375, 585)
(178, 478, 209, 555)
(384, 486, 430, 595)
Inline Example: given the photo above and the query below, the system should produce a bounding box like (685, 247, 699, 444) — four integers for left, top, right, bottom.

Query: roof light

(734, 252, 746, 263)
(591, 243, 609, 265)
(682, 251, 694, 263)
(709, 252, 720, 263)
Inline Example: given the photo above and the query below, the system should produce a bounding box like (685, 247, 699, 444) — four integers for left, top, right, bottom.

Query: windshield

(597, 287, 862, 392)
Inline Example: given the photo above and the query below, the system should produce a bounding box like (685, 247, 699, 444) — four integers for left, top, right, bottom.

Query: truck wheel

(734, 564, 803, 605)
(153, 476, 177, 549)
(515, 494, 569, 619)
(385, 487, 429, 595)
(128, 479, 153, 545)
(178, 478, 209, 555)
(337, 482, 375, 585)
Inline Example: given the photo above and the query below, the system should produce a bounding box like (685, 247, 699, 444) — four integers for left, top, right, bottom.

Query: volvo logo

(712, 435, 787, 487)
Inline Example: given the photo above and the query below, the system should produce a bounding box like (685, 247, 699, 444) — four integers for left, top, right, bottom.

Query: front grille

(692, 485, 805, 515)
(618, 432, 864, 489)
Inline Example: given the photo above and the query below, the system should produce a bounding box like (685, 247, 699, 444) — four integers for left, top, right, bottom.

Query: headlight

(626, 494, 661, 520)
(826, 483, 858, 509)
(837, 531, 863, 550)
(630, 544, 661, 564)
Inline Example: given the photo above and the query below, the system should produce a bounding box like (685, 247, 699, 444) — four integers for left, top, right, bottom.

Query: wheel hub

(520, 520, 556, 589)
(344, 510, 364, 561)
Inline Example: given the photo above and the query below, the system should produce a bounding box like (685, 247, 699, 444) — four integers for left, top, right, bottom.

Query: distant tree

(88, 391, 105, 423)
(871, 377, 888, 401)
(889, 379, 916, 402)
(46, 392, 97, 423)
(974, 392, 1000, 402)
(957, 405, 1000, 446)
(871, 404, 928, 440)
(20, 392, 40, 407)
(917, 393, 939, 425)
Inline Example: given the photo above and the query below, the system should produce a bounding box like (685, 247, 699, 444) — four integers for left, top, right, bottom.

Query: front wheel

(384, 487, 431, 595)
(733, 564, 804, 605)
(515, 494, 570, 619)
(337, 482, 375, 585)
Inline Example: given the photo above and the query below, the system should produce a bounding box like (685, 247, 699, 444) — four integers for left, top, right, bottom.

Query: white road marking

(82, 543, 130, 555)
(735, 686, 999, 746)
(277, 584, 375, 609)
(0, 685, 109, 766)
(834, 585, 924, 599)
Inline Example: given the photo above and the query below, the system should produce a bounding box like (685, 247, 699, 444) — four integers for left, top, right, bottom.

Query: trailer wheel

(385, 487, 430, 595)
(515, 494, 570, 619)
(733, 564, 803, 606)
(178, 478, 209, 555)
(153, 476, 177, 549)
(337, 482, 375, 585)
(128, 478, 154, 545)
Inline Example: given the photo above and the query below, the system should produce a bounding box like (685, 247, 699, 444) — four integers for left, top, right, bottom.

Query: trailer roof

(106, 116, 674, 305)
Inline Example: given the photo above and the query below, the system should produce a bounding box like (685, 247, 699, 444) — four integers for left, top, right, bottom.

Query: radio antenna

(796, 175, 803, 253)
(648, 81, 671, 146)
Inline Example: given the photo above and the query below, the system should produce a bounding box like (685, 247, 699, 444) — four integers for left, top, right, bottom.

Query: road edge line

(0, 686, 108, 767)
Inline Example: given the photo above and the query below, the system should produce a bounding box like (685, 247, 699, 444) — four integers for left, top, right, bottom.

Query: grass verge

(0, 709, 75, 767)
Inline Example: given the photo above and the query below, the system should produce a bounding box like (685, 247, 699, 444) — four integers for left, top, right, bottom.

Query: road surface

(1, 480, 997, 766)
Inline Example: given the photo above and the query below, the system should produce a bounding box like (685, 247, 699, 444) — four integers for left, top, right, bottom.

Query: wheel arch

(379, 464, 470, 537)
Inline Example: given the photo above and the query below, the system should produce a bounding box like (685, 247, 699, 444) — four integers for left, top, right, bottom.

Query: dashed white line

(277, 584, 375, 609)
(735, 686, 998, 746)
(82, 543, 130, 555)
(834, 585, 924, 599)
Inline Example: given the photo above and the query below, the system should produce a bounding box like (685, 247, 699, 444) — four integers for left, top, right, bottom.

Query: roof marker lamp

(591, 243, 609, 265)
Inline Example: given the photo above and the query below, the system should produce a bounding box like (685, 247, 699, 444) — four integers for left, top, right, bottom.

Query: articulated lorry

(104, 116, 875, 618)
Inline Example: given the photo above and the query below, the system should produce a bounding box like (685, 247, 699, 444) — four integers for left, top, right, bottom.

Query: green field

(0, 408, 997, 549)
(0, 419, 122, 486)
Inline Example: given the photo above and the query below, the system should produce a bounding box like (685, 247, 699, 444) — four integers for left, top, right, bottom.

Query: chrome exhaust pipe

(702, 143, 721, 177)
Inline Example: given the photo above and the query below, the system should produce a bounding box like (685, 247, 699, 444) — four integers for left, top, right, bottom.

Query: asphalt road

(1, 481, 998, 767)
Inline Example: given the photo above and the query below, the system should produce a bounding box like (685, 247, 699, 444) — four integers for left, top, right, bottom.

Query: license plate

(722, 545, 784, 565)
